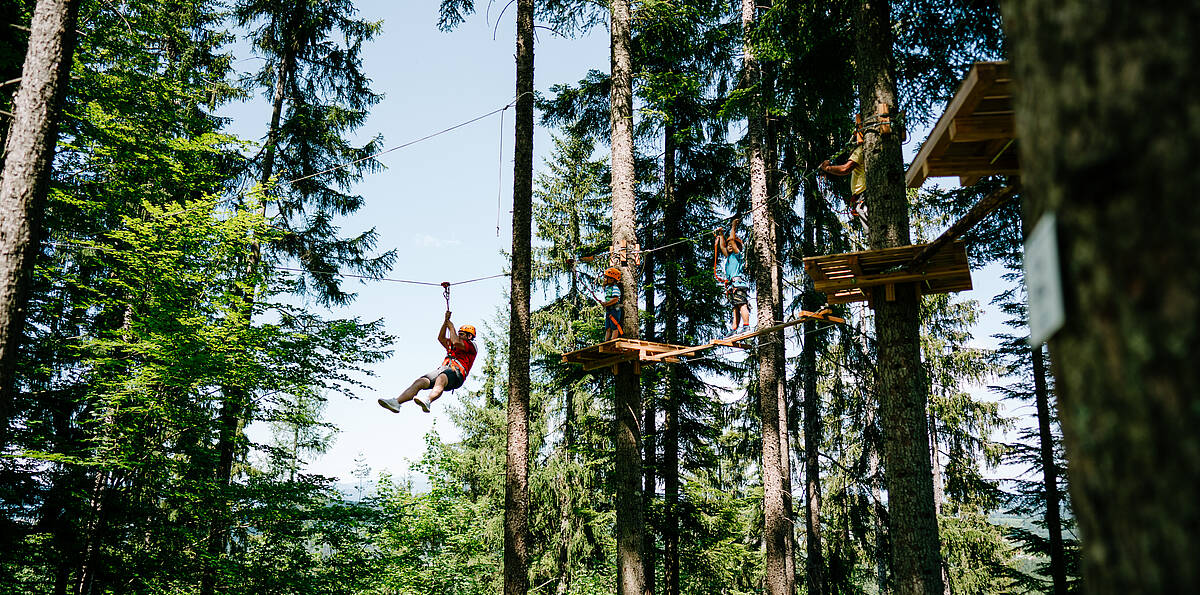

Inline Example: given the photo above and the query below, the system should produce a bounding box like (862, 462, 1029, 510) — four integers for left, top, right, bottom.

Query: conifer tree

(852, 0, 945, 590)
(0, 0, 80, 424)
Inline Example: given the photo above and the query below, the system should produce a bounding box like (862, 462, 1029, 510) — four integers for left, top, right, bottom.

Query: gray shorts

(728, 286, 749, 307)
(421, 365, 464, 391)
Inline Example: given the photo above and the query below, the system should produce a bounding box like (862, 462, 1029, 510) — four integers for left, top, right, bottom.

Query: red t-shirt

(443, 339, 478, 377)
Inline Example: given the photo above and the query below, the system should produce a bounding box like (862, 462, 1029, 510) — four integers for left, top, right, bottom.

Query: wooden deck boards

(803, 243, 972, 305)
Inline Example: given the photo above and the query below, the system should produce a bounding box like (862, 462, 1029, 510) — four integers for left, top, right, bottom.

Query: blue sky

(226, 1, 1018, 485)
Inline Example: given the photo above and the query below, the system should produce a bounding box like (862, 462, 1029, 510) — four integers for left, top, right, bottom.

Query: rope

(271, 267, 508, 287)
(496, 106, 505, 237)
(40, 242, 512, 289)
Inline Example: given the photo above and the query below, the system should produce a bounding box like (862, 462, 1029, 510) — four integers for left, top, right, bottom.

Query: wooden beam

(905, 186, 1017, 273)
(583, 353, 634, 371)
(924, 156, 1019, 178)
(948, 115, 1014, 143)
(814, 267, 968, 292)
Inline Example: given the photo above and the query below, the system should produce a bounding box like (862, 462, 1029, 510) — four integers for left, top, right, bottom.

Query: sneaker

(412, 396, 431, 413)
(377, 397, 401, 413)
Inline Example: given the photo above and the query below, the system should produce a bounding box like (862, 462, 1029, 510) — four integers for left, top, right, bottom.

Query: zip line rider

(714, 219, 752, 337)
(378, 311, 478, 414)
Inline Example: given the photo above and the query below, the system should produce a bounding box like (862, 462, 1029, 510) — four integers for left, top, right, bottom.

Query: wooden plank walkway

(562, 310, 846, 371)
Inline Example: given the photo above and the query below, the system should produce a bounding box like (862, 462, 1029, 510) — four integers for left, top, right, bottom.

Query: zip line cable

(496, 106, 506, 237)
(42, 240, 510, 289)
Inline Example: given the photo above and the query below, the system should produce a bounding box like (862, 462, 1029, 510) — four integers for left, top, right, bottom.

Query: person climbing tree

(714, 220, 752, 336)
(820, 146, 867, 226)
(601, 267, 624, 341)
(378, 311, 478, 413)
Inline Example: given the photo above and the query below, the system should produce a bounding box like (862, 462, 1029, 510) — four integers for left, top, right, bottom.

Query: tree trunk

(802, 160, 827, 595)
(852, 0, 945, 592)
(0, 0, 81, 426)
(742, 1, 790, 592)
(504, 0, 534, 591)
(1002, 0, 1200, 591)
(640, 128, 671, 595)
(1031, 344, 1066, 595)
(610, 0, 644, 590)
(555, 387, 577, 595)
(662, 125, 681, 595)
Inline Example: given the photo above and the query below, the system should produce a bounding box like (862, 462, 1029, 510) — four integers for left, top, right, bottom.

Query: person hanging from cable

(714, 218, 752, 337)
(378, 310, 478, 414)
(819, 142, 868, 227)
(600, 266, 624, 341)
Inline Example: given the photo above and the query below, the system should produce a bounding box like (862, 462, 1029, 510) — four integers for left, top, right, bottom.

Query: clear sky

(225, 1, 1018, 486)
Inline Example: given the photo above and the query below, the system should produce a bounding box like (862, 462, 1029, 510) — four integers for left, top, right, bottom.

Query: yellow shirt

(850, 146, 866, 196)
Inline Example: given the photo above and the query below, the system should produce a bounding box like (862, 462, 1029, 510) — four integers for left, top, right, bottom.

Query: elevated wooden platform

(562, 310, 846, 372)
(803, 243, 972, 305)
(906, 62, 1017, 188)
(561, 338, 693, 372)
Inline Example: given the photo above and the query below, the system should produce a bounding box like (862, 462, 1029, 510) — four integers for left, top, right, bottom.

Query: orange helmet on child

(603, 267, 621, 281)
(458, 325, 476, 338)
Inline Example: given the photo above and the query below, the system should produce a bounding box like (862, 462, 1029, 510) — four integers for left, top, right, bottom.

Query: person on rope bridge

(601, 267, 624, 341)
(820, 145, 867, 227)
(714, 219, 752, 337)
(378, 311, 478, 414)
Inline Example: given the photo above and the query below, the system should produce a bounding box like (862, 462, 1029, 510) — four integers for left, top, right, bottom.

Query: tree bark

(801, 186, 827, 595)
(0, 0, 81, 427)
(554, 390, 576, 595)
(610, 0, 644, 590)
(742, 0, 791, 592)
(853, 0, 944, 591)
(1002, 0, 1200, 591)
(639, 127, 672, 595)
(662, 124, 682, 595)
(1031, 344, 1066, 595)
(503, 0, 534, 592)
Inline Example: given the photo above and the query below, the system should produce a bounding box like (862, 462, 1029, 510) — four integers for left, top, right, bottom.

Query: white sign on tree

(1025, 212, 1065, 346)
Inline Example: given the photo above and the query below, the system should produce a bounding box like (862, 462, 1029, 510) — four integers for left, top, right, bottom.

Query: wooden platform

(906, 61, 1017, 188)
(561, 310, 846, 372)
(803, 243, 972, 305)
(561, 338, 694, 372)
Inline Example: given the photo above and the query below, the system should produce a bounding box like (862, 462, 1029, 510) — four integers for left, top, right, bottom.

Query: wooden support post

(877, 102, 892, 135)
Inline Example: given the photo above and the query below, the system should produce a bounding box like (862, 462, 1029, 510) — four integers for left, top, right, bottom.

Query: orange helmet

(458, 324, 476, 338)
(603, 267, 621, 281)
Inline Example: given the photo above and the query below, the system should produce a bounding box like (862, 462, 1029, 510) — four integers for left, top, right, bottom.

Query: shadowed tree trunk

(1030, 344, 1066, 595)
(802, 181, 827, 595)
(742, 0, 791, 591)
(0, 0, 81, 431)
(1003, 0, 1200, 590)
(640, 127, 671, 595)
(853, 0, 944, 591)
(662, 123, 682, 595)
(610, 0, 644, 590)
(504, 0, 534, 591)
